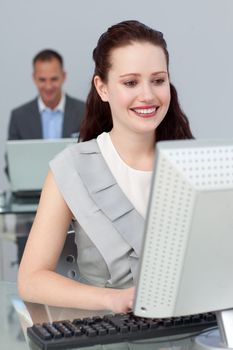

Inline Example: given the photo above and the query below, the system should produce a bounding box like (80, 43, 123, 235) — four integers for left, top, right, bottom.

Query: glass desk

(0, 191, 39, 215)
(0, 192, 39, 280)
(0, 280, 211, 350)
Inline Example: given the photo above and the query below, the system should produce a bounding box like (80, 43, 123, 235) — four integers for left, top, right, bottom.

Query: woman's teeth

(133, 107, 157, 114)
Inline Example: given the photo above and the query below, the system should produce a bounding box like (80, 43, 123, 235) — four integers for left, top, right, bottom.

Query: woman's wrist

(101, 287, 134, 314)
(102, 287, 116, 311)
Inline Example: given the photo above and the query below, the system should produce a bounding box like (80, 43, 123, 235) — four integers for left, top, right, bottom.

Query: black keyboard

(27, 311, 217, 350)
(13, 190, 41, 199)
(12, 191, 40, 205)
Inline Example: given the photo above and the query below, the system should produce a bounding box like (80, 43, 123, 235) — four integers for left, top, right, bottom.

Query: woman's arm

(17, 170, 134, 313)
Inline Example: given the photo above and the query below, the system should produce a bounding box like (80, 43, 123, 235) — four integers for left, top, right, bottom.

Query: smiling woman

(94, 42, 171, 140)
(18, 20, 193, 314)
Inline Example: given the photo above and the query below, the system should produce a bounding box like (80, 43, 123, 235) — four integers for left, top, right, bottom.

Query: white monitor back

(133, 139, 233, 318)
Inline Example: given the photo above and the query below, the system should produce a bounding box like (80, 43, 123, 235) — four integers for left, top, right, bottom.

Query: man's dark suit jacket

(8, 94, 85, 140)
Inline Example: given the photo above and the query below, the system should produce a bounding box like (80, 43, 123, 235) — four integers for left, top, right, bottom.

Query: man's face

(33, 58, 66, 109)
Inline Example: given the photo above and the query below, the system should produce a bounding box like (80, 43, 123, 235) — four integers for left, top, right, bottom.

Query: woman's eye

(152, 79, 165, 85)
(124, 80, 137, 87)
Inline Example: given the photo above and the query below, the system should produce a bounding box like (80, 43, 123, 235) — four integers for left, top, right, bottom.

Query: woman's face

(95, 42, 171, 137)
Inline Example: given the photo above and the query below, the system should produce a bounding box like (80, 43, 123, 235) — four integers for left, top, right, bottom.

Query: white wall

(1, 0, 233, 189)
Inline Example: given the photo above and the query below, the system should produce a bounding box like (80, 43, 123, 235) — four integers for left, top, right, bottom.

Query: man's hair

(33, 49, 63, 68)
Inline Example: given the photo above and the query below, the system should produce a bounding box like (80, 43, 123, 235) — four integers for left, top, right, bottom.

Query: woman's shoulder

(69, 139, 99, 154)
(50, 139, 100, 169)
(57, 139, 98, 157)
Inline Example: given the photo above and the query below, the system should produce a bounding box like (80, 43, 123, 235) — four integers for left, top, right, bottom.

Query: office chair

(55, 230, 79, 280)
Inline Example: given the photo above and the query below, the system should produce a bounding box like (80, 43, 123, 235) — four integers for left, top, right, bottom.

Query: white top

(97, 132, 152, 218)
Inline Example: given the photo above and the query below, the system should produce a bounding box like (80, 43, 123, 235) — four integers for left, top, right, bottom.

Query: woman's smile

(130, 105, 158, 118)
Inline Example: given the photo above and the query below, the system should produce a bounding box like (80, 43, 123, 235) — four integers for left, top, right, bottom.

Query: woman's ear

(94, 76, 109, 102)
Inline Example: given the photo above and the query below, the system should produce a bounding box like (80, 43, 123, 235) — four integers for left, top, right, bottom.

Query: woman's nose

(138, 83, 154, 102)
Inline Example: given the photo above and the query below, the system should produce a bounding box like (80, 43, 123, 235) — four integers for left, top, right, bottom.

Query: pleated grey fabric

(50, 139, 145, 288)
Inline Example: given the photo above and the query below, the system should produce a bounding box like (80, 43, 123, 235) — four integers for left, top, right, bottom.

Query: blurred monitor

(6, 138, 75, 197)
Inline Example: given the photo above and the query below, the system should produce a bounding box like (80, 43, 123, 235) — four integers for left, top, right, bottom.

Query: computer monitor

(6, 138, 75, 196)
(133, 139, 233, 347)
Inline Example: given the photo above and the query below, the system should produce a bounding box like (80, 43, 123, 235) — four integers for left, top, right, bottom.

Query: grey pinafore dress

(50, 139, 145, 289)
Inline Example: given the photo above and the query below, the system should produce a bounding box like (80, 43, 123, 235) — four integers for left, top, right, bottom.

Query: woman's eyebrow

(119, 71, 168, 78)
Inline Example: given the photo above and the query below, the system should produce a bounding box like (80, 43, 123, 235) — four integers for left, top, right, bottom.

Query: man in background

(8, 49, 85, 140)
(6, 49, 85, 265)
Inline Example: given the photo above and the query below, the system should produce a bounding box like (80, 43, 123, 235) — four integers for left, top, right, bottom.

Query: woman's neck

(109, 129, 155, 171)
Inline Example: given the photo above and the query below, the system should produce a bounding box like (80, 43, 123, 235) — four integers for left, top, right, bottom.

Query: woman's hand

(105, 287, 135, 313)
